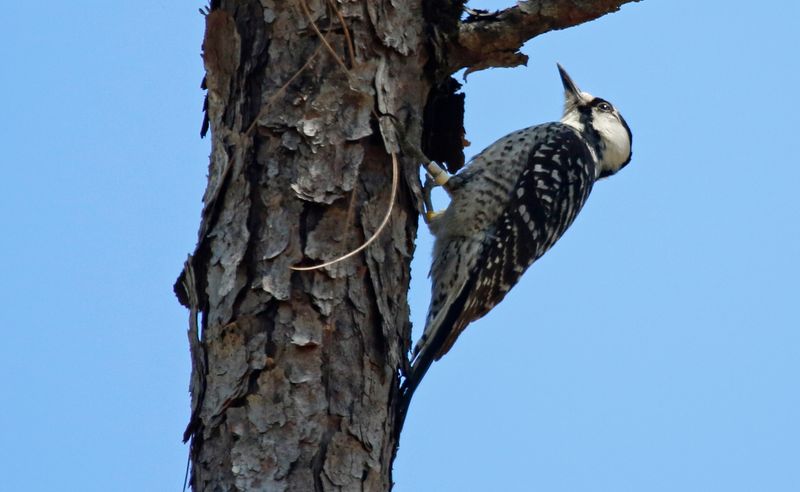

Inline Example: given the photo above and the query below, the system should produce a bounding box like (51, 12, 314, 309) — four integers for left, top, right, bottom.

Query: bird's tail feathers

(398, 289, 472, 432)
(397, 238, 480, 434)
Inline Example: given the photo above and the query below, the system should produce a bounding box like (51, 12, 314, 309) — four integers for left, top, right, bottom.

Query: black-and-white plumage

(401, 65, 632, 410)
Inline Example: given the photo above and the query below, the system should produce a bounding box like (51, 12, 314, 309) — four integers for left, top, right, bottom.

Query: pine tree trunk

(176, 1, 433, 489)
(175, 1, 640, 490)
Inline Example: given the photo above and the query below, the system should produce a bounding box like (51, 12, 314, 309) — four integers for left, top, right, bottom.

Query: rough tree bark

(175, 1, 639, 490)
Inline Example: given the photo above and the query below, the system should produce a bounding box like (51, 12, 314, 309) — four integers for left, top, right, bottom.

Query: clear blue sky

(2, 1, 798, 491)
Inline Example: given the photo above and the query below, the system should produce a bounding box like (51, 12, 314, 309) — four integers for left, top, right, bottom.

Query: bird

(400, 64, 633, 417)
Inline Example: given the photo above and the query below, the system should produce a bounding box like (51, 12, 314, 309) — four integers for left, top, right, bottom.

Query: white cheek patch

(594, 113, 631, 173)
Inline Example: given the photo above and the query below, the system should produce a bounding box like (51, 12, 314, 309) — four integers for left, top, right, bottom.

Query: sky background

(1, 1, 798, 491)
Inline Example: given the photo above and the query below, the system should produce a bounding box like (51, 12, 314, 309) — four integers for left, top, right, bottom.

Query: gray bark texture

(175, 1, 639, 490)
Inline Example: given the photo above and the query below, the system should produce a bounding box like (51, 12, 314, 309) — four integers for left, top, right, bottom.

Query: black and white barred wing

(423, 126, 596, 361)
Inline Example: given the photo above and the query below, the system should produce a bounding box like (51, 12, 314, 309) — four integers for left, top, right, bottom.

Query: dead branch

(449, 0, 641, 75)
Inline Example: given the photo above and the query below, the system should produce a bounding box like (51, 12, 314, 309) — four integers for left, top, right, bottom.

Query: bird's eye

(597, 102, 613, 112)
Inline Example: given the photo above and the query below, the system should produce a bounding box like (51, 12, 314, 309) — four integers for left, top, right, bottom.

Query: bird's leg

(423, 160, 451, 189)
(422, 175, 440, 224)
(387, 115, 452, 224)
(422, 161, 452, 224)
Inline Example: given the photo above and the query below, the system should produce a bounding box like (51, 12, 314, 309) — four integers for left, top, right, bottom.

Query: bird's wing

(430, 127, 596, 360)
(402, 126, 595, 412)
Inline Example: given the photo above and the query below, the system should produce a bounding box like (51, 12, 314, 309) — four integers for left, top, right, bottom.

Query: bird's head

(558, 64, 632, 178)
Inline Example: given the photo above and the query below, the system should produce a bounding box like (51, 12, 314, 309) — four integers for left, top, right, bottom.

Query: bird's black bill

(557, 63, 581, 98)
